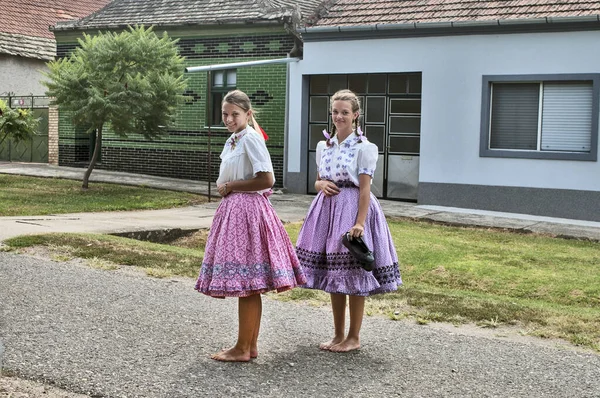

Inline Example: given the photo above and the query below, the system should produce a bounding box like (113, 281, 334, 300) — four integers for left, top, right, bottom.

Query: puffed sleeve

(315, 140, 327, 167)
(357, 142, 378, 177)
(242, 132, 273, 175)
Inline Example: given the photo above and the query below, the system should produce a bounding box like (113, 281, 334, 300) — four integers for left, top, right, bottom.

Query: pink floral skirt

(195, 192, 306, 298)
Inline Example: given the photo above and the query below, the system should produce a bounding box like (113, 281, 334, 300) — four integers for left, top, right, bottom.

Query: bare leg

(250, 295, 262, 358)
(330, 295, 364, 352)
(212, 294, 261, 362)
(320, 293, 347, 350)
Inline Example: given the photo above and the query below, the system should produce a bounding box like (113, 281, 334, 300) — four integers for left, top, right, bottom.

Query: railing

(0, 93, 50, 109)
(0, 93, 50, 163)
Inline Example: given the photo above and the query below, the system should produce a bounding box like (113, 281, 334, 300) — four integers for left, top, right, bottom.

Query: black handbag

(341, 232, 375, 272)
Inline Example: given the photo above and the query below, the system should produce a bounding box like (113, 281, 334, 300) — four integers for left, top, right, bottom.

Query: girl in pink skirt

(296, 89, 402, 352)
(195, 90, 306, 362)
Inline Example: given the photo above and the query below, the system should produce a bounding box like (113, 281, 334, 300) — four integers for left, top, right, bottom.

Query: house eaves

(0, 0, 112, 60)
(0, 32, 55, 61)
(300, 14, 600, 41)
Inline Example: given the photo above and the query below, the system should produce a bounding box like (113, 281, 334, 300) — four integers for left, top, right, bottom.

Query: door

(307, 73, 422, 200)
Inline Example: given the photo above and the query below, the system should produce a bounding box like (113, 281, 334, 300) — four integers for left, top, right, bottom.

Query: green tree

(43, 25, 187, 189)
(0, 99, 40, 147)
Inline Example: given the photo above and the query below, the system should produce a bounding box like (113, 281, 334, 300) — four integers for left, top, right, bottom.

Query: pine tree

(43, 25, 187, 189)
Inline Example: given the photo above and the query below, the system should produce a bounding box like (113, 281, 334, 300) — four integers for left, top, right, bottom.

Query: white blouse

(316, 133, 378, 186)
(216, 126, 274, 193)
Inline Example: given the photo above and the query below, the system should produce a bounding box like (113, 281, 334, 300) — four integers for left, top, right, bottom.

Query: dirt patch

(169, 228, 209, 249)
(0, 375, 90, 398)
(424, 321, 597, 354)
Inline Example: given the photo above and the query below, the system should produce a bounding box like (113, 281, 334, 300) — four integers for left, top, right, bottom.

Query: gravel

(1, 252, 599, 398)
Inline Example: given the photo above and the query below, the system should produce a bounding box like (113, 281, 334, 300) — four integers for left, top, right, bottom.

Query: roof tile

(0, 0, 112, 39)
(0, 0, 111, 59)
(54, 0, 326, 31)
(0, 32, 55, 60)
(313, 0, 600, 26)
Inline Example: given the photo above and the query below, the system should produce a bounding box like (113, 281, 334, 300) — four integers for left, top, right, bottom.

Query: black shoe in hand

(342, 232, 375, 272)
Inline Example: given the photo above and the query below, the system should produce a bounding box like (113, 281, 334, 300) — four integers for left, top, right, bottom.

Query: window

(209, 69, 236, 126)
(480, 74, 599, 161)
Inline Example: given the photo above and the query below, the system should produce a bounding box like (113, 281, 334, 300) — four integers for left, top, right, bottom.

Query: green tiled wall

(55, 26, 294, 186)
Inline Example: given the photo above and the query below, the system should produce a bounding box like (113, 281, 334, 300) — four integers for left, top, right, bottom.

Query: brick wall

(55, 28, 293, 188)
(48, 105, 59, 165)
(57, 111, 91, 165)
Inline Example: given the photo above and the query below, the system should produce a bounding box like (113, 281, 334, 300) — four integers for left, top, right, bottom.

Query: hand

(349, 223, 364, 238)
(217, 183, 230, 197)
(317, 180, 340, 197)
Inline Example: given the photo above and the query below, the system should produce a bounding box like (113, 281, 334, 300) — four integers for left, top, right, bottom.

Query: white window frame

(480, 74, 599, 161)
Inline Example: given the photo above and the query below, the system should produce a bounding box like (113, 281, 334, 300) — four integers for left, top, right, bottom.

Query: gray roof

(0, 0, 111, 61)
(0, 32, 55, 61)
(54, 0, 326, 31)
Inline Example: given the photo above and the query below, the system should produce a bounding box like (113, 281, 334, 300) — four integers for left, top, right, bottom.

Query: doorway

(306, 73, 422, 200)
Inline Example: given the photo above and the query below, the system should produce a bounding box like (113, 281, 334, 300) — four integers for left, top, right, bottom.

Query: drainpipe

(283, 60, 291, 190)
(185, 58, 300, 73)
(206, 70, 212, 202)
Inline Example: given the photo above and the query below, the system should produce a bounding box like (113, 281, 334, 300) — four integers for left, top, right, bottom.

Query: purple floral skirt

(296, 185, 402, 296)
(195, 192, 306, 298)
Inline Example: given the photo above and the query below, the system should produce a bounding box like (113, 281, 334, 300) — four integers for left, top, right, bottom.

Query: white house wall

(287, 29, 600, 221)
(0, 54, 49, 96)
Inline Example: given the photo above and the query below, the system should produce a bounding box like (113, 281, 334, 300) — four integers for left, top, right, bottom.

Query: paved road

(1, 252, 599, 398)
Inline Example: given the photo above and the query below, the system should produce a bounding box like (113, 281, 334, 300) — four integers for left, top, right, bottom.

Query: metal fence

(0, 94, 50, 163)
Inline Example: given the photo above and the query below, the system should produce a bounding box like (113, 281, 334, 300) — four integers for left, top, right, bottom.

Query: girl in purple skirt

(195, 90, 306, 362)
(296, 89, 402, 352)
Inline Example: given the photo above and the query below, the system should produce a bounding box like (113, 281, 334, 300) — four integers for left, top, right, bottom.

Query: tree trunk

(82, 124, 103, 190)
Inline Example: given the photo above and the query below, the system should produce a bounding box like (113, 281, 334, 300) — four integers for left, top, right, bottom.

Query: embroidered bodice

(217, 126, 274, 193)
(316, 133, 378, 186)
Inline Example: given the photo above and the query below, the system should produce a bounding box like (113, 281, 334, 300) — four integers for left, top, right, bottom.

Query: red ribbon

(252, 117, 269, 141)
(258, 125, 269, 141)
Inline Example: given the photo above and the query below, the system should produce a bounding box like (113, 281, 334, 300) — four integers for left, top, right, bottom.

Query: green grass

(3, 211, 600, 351)
(283, 219, 600, 351)
(0, 175, 206, 216)
(6, 233, 203, 278)
(283, 219, 600, 307)
(388, 219, 600, 308)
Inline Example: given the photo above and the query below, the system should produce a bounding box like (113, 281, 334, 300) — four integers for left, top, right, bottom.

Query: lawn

(0, 174, 206, 216)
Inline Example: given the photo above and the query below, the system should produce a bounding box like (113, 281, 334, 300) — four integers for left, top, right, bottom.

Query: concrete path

(1, 162, 600, 242)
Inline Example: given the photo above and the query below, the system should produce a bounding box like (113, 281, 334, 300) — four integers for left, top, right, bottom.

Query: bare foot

(329, 337, 360, 353)
(319, 337, 344, 351)
(250, 348, 258, 359)
(211, 347, 251, 362)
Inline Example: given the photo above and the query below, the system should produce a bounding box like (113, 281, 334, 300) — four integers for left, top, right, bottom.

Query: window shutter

(490, 83, 539, 150)
(541, 82, 592, 152)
